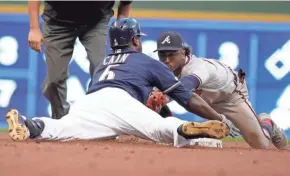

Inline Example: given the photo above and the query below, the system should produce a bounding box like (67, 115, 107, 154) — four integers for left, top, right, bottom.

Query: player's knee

(244, 131, 269, 149)
(250, 141, 268, 149)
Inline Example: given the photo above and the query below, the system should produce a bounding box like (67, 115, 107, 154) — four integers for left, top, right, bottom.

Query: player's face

(158, 50, 185, 71)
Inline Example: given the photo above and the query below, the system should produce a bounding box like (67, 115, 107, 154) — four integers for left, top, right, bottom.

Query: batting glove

(220, 114, 240, 138)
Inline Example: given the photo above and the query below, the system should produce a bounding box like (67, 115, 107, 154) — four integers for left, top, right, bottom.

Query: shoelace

(272, 127, 282, 143)
(31, 120, 43, 130)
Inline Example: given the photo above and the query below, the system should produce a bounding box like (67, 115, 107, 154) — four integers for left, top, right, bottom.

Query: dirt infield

(0, 133, 289, 176)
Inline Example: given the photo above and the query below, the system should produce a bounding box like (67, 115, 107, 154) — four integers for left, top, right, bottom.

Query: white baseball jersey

(180, 56, 237, 104)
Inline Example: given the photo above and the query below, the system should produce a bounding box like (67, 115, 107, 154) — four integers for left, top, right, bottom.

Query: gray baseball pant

(211, 80, 270, 149)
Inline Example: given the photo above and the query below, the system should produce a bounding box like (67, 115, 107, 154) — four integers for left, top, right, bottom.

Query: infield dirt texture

(0, 133, 289, 176)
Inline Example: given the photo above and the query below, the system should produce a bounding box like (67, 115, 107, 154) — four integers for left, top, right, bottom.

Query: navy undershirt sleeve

(179, 75, 201, 91)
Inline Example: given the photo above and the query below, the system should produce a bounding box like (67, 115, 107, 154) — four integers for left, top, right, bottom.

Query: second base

(189, 138, 223, 148)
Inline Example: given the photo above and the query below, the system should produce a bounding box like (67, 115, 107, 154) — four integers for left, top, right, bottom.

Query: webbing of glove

(146, 91, 167, 113)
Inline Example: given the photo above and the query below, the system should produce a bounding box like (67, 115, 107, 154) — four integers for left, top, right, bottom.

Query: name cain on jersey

(103, 53, 130, 66)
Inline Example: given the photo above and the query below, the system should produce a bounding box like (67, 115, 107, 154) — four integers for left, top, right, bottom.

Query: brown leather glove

(146, 91, 167, 113)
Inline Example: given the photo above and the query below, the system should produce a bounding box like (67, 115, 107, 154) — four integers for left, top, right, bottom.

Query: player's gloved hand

(146, 91, 167, 114)
(220, 114, 240, 138)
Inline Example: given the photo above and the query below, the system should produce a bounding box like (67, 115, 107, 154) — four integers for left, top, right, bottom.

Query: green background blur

(0, 1, 290, 15)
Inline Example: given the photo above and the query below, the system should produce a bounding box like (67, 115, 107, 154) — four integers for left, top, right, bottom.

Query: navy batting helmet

(109, 18, 146, 49)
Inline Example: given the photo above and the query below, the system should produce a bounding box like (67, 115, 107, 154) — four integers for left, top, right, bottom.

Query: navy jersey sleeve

(149, 60, 193, 107)
(179, 75, 200, 91)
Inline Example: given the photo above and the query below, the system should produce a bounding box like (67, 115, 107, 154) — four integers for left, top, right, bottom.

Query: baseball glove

(146, 91, 167, 114)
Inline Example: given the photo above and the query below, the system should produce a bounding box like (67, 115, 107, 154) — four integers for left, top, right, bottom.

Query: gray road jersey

(181, 56, 238, 104)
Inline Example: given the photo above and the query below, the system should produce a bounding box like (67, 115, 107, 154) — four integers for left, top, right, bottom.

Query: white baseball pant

(33, 87, 194, 147)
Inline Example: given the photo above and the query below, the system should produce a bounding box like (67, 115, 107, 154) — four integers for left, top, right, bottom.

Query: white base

(157, 138, 223, 148)
(189, 138, 223, 148)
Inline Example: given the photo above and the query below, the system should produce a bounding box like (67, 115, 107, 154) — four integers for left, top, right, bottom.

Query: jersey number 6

(99, 64, 120, 81)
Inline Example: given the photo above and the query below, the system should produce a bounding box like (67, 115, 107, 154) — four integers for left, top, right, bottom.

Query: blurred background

(0, 1, 290, 137)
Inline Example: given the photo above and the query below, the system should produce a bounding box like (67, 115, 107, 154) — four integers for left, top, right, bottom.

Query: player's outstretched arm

(168, 87, 240, 137)
(149, 60, 240, 137)
(150, 60, 222, 121)
(186, 93, 223, 121)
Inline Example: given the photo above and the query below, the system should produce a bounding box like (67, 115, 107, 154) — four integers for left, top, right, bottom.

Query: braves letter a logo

(161, 36, 170, 44)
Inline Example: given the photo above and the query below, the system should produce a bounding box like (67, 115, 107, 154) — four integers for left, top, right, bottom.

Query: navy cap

(154, 31, 185, 52)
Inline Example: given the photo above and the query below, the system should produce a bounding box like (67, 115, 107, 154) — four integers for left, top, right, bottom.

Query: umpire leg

(42, 21, 77, 119)
(78, 14, 111, 78)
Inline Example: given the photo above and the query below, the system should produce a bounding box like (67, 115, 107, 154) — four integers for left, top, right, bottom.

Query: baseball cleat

(177, 120, 229, 139)
(6, 109, 29, 141)
(259, 113, 288, 149)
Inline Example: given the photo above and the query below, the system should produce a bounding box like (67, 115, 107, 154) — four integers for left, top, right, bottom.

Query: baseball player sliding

(149, 31, 288, 149)
(5, 18, 239, 148)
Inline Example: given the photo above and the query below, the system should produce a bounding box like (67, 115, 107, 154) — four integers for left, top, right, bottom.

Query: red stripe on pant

(236, 90, 271, 140)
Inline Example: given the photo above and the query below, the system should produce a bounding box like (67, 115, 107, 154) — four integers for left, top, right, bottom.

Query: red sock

(261, 119, 273, 139)
(261, 119, 273, 127)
